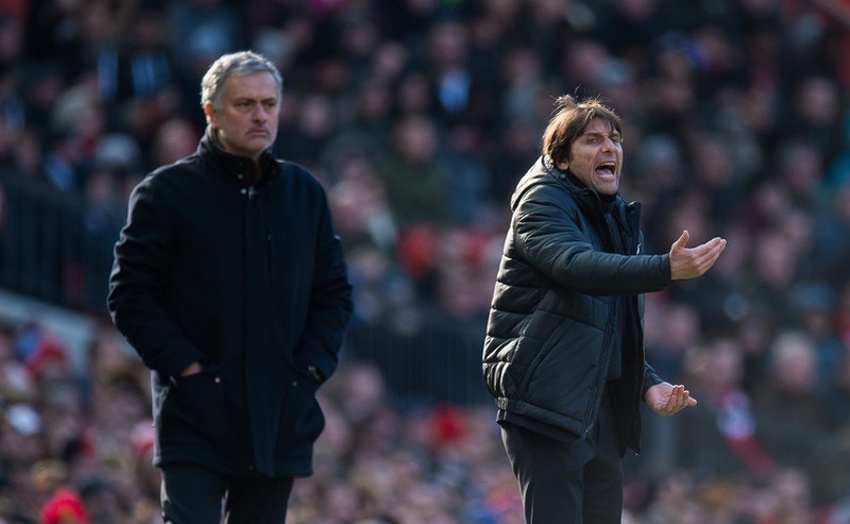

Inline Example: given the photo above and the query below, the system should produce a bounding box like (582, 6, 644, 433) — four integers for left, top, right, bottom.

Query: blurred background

(1, 0, 850, 522)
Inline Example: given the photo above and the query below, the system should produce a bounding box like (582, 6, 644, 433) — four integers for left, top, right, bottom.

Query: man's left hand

(645, 382, 697, 415)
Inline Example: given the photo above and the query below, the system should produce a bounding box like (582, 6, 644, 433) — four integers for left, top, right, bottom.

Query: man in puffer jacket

(482, 95, 726, 523)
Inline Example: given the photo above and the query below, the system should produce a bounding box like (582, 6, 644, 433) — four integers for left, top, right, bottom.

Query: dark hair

(541, 95, 622, 165)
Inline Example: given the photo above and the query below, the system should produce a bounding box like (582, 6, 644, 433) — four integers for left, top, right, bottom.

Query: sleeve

(512, 188, 671, 296)
(106, 179, 203, 378)
(292, 192, 353, 383)
(642, 361, 664, 399)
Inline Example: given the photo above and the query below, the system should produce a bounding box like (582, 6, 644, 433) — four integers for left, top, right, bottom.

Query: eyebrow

(581, 131, 621, 139)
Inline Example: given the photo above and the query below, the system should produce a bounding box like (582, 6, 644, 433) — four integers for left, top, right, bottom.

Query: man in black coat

(482, 95, 727, 523)
(107, 50, 353, 523)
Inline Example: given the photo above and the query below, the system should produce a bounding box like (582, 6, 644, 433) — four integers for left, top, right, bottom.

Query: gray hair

(200, 50, 283, 112)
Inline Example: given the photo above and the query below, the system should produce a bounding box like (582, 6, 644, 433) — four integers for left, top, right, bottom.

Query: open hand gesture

(669, 230, 727, 280)
(646, 383, 697, 416)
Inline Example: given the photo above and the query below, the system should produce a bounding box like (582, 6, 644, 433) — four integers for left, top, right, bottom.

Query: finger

(706, 237, 727, 256)
(673, 384, 685, 395)
(676, 388, 697, 410)
(689, 238, 725, 268)
(665, 387, 680, 411)
(672, 230, 690, 250)
(670, 386, 688, 410)
(693, 237, 725, 257)
(698, 241, 727, 270)
(678, 390, 690, 409)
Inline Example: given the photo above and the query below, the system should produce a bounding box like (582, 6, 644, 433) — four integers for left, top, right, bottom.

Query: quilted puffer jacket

(482, 156, 670, 452)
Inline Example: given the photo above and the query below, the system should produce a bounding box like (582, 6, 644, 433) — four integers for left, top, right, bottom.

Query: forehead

(222, 71, 279, 99)
(581, 117, 618, 135)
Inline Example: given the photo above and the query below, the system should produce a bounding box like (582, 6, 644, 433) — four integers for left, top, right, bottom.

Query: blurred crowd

(1, 0, 850, 522)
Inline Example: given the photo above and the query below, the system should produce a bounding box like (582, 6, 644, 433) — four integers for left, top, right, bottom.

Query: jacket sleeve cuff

(660, 253, 672, 281)
(642, 363, 664, 400)
(296, 343, 337, 384)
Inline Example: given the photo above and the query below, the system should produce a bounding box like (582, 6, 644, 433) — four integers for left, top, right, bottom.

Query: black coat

(482, 157, 669, 453)
(107, 133, 353, 477)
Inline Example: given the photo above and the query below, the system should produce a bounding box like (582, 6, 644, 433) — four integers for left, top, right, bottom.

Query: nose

(601, 134, 619, 151)
(252, 105, 272, 121)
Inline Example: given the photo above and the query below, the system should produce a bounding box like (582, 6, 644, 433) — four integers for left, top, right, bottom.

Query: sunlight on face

(205, 71, 280, 161)
(564, 118, 623, 195)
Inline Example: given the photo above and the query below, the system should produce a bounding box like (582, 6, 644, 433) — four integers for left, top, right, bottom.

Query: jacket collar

(542, 156, 641, 250)
(198, 127, 281, 186)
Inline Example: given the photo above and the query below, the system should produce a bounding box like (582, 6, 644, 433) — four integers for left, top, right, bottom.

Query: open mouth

(595, 161, 617, 177)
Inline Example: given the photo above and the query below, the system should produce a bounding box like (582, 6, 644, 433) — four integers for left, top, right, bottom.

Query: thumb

(672, 229, 690, 251)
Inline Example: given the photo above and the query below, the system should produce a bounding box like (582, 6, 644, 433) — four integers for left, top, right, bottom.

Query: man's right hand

(669, 229, 727, 280)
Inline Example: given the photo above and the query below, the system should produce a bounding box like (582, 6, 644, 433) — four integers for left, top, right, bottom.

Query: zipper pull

(248, 186, 256, 200)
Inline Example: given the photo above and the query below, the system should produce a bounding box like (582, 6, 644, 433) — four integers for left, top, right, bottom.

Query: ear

(557, 161, 569, 171)
(203, 101, 218, 126)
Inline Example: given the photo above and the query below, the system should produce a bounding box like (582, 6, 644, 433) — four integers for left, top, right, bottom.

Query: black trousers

(160, 463, 294, 524)
(501, 393, 624, 523)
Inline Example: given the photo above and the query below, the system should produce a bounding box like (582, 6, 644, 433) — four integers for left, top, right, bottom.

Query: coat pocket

(278, 377, 324, 444)
(160, 372, 230, 450)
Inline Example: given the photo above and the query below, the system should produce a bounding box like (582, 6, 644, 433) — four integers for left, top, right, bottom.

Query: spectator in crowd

(838, 281, 850, 354)
(819, 349, 850, 505)
(643, 299, 701, 383)
(787, 281, 844, 382)
(752, 330, 834, 505)
(106, 50, 352, 522)
(675, 337, 774, 480)
(812, 180, 850, 287)
(146, 116, 201, 173)
(278, 92, 339, 168)
(375, 114, 452, 228)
